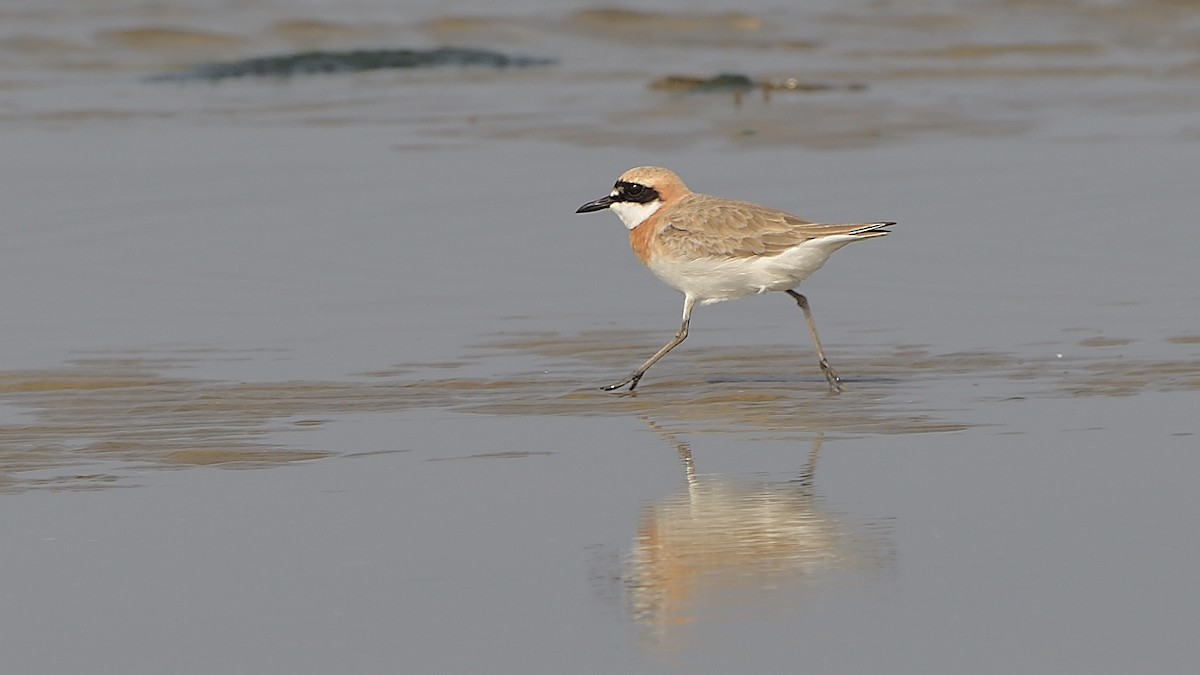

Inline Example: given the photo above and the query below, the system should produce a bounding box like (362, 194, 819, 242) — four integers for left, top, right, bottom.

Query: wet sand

(2, 1, 1200, 673)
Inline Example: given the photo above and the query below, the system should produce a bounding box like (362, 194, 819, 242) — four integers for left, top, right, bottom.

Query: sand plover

(576, 166, 894, 392)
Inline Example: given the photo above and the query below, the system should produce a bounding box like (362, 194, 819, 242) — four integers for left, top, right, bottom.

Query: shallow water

(2, 1, 1199, 673)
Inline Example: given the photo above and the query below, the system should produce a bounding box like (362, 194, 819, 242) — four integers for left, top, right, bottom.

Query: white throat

(610, 199, 662, 230)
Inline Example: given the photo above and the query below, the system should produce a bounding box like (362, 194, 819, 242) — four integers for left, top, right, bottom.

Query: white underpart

(648, 234, 866, 305)
(610, 199, 662, 230)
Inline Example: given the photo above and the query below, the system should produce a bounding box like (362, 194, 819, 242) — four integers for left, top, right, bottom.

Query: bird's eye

(626, 184, 644, 197)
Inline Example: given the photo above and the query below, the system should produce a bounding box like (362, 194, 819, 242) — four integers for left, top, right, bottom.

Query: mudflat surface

(2, 1, 1198, 673)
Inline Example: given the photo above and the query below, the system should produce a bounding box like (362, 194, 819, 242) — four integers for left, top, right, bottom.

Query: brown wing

(657, 193, 891, 259)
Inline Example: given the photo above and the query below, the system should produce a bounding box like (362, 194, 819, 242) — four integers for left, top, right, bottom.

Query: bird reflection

(624, 421, 892, 646)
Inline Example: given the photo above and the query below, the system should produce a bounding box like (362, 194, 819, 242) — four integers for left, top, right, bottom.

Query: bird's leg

(785, 290, 843, 393)
(603, 296, 696, 392)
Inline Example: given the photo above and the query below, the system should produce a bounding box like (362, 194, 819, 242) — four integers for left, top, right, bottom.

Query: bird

(575, 166, 894, 393)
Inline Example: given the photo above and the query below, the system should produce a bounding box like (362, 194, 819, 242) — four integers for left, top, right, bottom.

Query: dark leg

(604, 296, 696, 392)
(797, 433, 823, 489)
(785, 290, 843, 392)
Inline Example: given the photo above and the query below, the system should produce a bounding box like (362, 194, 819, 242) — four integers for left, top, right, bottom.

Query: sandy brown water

(2, 1, 1200, 673)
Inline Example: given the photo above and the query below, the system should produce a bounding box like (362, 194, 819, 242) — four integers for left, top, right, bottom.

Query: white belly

(647, 235, 861, 304)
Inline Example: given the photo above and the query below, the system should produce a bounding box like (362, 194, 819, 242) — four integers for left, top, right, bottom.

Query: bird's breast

(627, 220, 659, 266)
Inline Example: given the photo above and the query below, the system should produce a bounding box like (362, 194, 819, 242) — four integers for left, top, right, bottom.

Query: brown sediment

(425, 450, 553, 462)
(478, 96, 1032, 151)
(417, 10, 816, 50)
(0, 35, 87, 54)
(570, 8, 763, 33)
(420, 16, 506, 33)
(266, 19, 387, 47)
(1, 333, 1194, 493)
(97, 26, 245, 51)
(863, 42, 1102, 60)
(832, 64, 1141, 80)
(565, 8, 825, 50)
(1057, 357, 1200, 397)
(708, 102, 1031, 150)
(821, 12, 973, 29)
(418, 15, 544, 43)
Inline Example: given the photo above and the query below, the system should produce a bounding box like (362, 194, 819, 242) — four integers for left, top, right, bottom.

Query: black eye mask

(613, 181, 660, 204)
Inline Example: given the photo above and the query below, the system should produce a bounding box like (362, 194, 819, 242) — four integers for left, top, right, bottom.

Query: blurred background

(2, 1, 1199, 673)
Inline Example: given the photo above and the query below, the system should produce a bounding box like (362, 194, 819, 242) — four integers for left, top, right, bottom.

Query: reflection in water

(625, 422, 892, 647)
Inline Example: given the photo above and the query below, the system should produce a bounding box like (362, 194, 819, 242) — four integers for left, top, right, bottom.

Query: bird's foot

(820, 359, 844, 394)
(601, 371, 643, 392)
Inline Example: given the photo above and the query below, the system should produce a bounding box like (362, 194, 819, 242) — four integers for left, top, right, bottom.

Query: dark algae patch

(149, 46, 556, 82)
(649, 73, 866, 94)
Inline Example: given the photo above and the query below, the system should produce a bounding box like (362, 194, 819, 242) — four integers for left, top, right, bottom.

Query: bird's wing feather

(657, 194, 893, 259)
